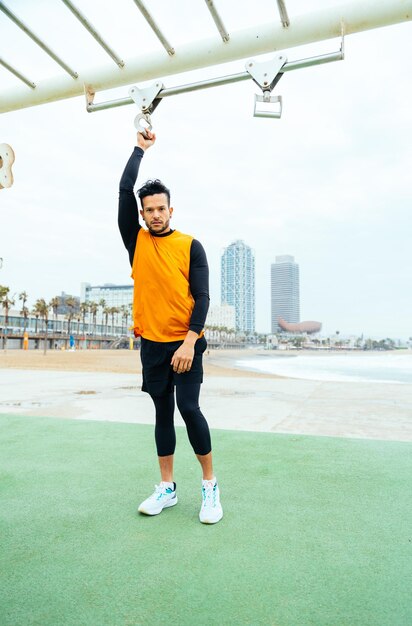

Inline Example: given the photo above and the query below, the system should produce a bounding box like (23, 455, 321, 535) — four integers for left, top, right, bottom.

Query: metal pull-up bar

(85, 47, 344, 116)
(0, 0, 411, 115)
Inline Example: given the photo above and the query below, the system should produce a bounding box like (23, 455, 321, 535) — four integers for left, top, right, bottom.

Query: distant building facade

(1, 307, 125, 348)
(221, 240, 255, 333)
(206, 304, 236, 330)
(81, 283, 133, 322)
(271, 255, 300, 333)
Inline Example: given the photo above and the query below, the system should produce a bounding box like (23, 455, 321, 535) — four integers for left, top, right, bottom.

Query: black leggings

(151, 383, 211, 457)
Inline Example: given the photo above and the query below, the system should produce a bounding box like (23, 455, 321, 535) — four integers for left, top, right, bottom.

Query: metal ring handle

(134, 112, 152, 137)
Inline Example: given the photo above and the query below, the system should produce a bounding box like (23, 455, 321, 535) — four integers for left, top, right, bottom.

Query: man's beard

(147, 219, 170, 235)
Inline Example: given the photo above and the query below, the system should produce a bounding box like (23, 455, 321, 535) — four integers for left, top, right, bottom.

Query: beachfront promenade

(1, 350, 411, 625)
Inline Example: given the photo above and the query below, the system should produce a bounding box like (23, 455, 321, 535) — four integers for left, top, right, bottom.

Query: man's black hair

(137, 179, 170, 207)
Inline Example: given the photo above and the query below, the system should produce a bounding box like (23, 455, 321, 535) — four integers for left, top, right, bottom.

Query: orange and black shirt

(118, 147, 209, 342)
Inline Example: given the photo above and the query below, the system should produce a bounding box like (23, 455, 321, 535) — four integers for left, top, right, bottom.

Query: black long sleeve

(118, 147, 209, 334)
(118, 146, 144, 265)
(188, 240, 210, 334)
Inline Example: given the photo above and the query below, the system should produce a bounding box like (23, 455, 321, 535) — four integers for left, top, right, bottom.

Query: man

(118, 130, 223, 524)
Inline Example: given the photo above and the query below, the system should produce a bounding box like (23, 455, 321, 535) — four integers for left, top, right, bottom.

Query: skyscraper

(271, 255, 300, 333)
(221, 240, 255, 333)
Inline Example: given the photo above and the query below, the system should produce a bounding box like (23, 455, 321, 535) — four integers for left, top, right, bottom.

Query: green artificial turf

(1, 413, 411, 626)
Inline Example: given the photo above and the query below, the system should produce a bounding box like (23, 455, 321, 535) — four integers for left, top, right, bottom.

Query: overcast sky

(1, 1, 411, 338)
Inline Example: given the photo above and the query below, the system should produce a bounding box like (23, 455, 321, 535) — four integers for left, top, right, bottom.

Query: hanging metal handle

(129, 82, 163, 135)
(253, 94, 282, 119)
(246, 54, 287, 119)
(134, 112, 152, 137)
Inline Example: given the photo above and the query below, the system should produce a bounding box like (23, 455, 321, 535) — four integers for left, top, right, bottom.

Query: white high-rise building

(271, 255, 300, 333)
(221, 240, 255, 333)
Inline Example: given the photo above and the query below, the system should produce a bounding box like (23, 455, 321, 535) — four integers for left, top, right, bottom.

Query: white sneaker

(138, 482, 178, 516)
(199, 479, 223, 524)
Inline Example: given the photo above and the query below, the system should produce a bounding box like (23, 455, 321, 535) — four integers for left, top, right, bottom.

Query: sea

(235, 352, 412, 384)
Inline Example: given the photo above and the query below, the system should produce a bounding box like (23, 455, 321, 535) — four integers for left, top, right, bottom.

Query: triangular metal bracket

(129, 81, 164, 136)
(129, 82, 164, 113)
(245, 54, 287, 91)
(245, 54, 287, 119)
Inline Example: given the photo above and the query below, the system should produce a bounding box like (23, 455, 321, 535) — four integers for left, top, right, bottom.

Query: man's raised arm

(118, 131, 156, 265)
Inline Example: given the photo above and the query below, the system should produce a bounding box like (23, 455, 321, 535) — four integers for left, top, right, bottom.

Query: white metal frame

(61, 0, 125, 68)
(276, 0, 290, 28)
(132, 0, 175, 56)
(0, 0, 411, 115)
(0, 1, 78, 80)
(86, 46, 343, 114)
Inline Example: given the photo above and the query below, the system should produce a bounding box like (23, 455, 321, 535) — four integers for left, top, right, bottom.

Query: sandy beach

(1, 348, 411, 442)
(0, 347, 278, 377)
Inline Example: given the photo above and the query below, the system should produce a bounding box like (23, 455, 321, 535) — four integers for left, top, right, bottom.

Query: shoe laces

(153, 484, 171, 500)
(202, 481, 217, 507)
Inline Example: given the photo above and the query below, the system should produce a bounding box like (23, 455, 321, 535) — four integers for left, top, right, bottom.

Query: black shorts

(140, 335, 207, 397)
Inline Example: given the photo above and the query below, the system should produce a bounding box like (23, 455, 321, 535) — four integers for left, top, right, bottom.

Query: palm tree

(79, 302, 89, 346)
(21, 305, 30, 335)
(65, 296, 77, 337)
(32, 307, 40, 336)
(1, 285, 15, 350)
(110, 306, 120, 335)
(80, 302, 89, 333)
(34, 299, 49, 354)
(98, 299, 106, 333)
(120, 304, 130, 334)
(18, 291, 29, 332)
(49, 296, 60, 342)
(103, 306, 111, 336)
(88, 301, 98, 338)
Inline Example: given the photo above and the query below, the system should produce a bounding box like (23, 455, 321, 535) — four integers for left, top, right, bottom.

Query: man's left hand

(171, 343, 195, 374)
